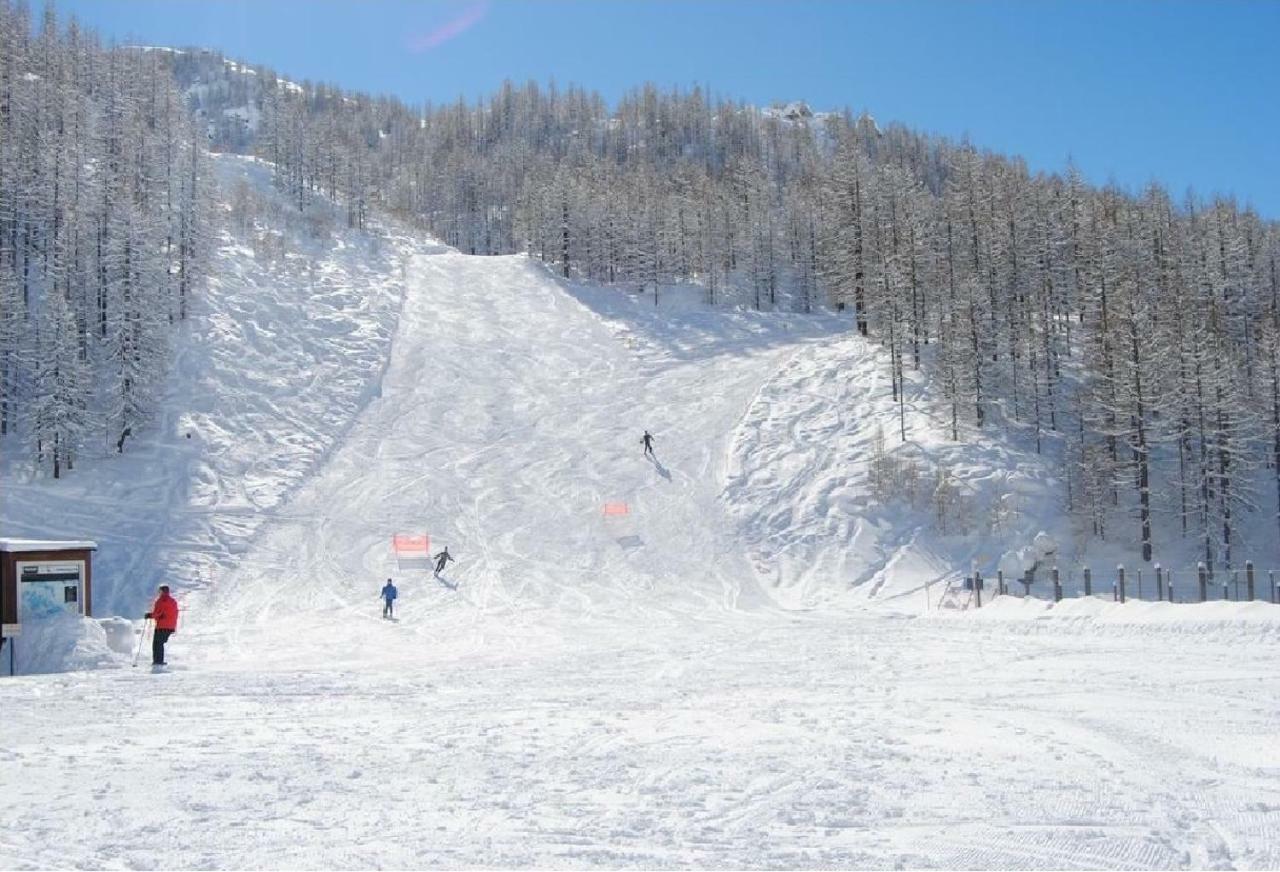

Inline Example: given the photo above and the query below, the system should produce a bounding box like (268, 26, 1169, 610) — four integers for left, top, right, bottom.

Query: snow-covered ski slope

(193, 246, 846, 668)
(2, 156, 1280, 869)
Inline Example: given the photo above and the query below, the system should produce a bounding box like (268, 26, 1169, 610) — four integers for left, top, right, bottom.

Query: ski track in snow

(1, 156, 1279, 869)
(2, 619, 1277, 869)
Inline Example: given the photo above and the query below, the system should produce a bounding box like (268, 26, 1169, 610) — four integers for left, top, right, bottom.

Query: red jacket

(150, 593, 179, 631)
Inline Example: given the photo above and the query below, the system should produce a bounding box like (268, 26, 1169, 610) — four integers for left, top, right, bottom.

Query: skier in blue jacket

(380, 579, 398, 618)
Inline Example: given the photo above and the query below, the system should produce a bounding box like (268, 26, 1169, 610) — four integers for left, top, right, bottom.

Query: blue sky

(51, 0, 1280, 218)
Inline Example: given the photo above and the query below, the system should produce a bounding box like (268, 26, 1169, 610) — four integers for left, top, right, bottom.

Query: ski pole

(132, 617, 151, 668)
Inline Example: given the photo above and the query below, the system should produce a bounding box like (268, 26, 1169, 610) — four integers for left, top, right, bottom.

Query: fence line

(965, 560, 1280, 607)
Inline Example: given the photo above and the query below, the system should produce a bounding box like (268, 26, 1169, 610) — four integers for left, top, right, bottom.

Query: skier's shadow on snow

(647, 454, 672, 481)
(434, 575, 458, 590)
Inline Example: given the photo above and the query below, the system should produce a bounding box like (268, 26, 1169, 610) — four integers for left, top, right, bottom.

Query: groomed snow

(1, 156, 1278, 869)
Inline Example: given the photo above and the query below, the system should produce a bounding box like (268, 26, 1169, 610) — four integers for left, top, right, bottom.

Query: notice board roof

(0, 539, 98, 553)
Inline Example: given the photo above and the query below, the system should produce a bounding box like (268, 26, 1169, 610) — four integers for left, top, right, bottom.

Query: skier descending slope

(144, 585, 180, 668)
(641, 429, 656, 458)
(380, 579, 398, 619)
(433, 547, 454, 577)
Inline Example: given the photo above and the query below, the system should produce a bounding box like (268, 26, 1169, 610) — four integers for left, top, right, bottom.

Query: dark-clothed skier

(144, 585, 180, 666)
(381, 579, 398, 618)
(433, 547, 454, 577)
(641, 430, 656, 458)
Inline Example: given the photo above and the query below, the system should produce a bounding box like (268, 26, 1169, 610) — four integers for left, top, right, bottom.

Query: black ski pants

(152, 628, 174, 665)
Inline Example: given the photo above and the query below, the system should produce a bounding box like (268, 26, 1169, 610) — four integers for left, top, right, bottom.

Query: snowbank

(10, 615, 125, 675)
(957, 591, 1280, 635)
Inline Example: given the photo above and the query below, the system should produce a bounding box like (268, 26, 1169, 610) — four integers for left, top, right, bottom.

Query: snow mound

(11, 615, 124, 675)
(722, 329, 1064, 611)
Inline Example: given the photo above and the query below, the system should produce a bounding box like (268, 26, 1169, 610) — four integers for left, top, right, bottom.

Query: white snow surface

(1, 156, 1279, 869)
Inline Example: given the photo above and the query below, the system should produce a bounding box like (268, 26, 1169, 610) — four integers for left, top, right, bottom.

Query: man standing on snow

(433, 547, 454, 577)
(380, 579, 398, 618)
(144, 585, 179, 667)
(641, 430, 656, 458)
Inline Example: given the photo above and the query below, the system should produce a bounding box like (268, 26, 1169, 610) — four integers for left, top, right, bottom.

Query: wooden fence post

(1117, 565, 1126, 604)
(1052, 567, 1062, 602)
(1198, 562, 1208, 603)
(1136, 569, 1143, 600)
(1083, 567, 1092, 597)
(997, 569, 1005, 596)
(974, 571, 982, 608)
(1246, 561, 1255, 602)
(1155, 563, 1164, 601)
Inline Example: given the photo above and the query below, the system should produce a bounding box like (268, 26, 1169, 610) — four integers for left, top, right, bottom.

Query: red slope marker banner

(393, 533, 431, 570)
(393, 533, 430, 553)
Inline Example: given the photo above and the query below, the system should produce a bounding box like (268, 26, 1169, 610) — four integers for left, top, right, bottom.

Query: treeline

(254, 76, 1280, 570)
(0, 1, 209, 476)
(7, 1, 1280, 570)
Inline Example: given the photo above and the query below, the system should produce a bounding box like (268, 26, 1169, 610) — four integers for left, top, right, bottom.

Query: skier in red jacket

(144, 585, 179, 667)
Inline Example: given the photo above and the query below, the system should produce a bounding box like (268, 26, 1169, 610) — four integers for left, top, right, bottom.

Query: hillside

(6, 3, 1280, 582)
(0, 155, 422, 658)
(0, 154, 1278, 868)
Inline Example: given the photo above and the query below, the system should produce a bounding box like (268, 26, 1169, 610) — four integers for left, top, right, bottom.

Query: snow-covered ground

(5, 608, 1278, 869)
(1, 156, 1279, 869)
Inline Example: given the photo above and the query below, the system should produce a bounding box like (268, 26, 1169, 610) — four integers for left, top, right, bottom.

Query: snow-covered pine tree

(30, 283, 88, 476)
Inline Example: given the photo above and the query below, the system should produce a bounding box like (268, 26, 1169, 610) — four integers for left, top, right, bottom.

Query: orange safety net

(393, 533, 430, 553)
